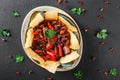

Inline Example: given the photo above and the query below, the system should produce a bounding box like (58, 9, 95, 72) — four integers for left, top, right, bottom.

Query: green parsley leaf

(76, 8, 82, 15)
(71, 8, 77, 13)
(109, 68, 118, 77)
(43, 30, 47, 36)
(74, 70, 83, 80)
(43, 29, 56, 40)
(16, 54, 24, 63)
(101, 29, 107, 33)
(96, 29, 108, 39)
(12, 10, 20, 17)
(71, 8, 84, 15)
(0, 29, 10, 37)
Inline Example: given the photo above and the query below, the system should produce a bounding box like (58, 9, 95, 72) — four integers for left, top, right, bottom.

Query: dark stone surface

(0, 0, 120, 80)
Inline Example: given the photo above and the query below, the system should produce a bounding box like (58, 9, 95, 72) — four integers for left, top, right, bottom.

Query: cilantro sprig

(74, 70, 83, 80)
(16, 54, 24, 63)
(71, 8, 85, 15)
(0, 29, 10, 37)
(96, 29, 108, 39)
(43, 29, 56, 40)
(109, 68, 118, 77)
(12, 10, 20, 17)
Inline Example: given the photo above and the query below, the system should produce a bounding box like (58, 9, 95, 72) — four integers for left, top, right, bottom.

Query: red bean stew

(31, 20, 71, 61)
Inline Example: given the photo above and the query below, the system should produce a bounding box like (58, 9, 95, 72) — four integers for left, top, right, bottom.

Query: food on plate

(68, 30, 80, 49)
(25, 10, 80, 73)
(60, 51, 79, 63)
(58, 16, 77, 32)
(44, 10, 58, 20)
(29, 12, 44, 28)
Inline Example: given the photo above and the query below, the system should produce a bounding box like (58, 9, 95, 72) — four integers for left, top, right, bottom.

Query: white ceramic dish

(21, 6, 83, 72)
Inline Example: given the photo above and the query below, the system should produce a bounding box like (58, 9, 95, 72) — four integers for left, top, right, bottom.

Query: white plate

(21, 6, 83, 72)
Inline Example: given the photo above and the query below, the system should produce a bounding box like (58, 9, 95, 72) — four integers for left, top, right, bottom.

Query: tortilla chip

(41, 60, 60, 74)
(60, 51, 79, 64)
(44, 10, 58, 20)
(68, 31, 80, 50)
(29, 12, 44, 28)
(58, 16, 77, 32)
(25, 28, 34, 48)
(26, 48, 60, 73)
(25, 48, 45, 65)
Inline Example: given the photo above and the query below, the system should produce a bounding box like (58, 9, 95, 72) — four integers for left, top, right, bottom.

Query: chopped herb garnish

(0, 29, 10, 37)
(43, 29, 56, 40)
(96, 29, 108, 39)
(71, 8, 77, 13)
(109, 68, 118, 77)
(16, 54, 24, 63)
(71, 8, 85, 15)
(12, 10, 20, 17)
(74, 70, 83, 80)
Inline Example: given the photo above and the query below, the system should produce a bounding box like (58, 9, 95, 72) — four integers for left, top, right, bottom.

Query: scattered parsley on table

(16, 54, 24, 63)
(74, 70, 83, 80)
(0, 29, 10, 37)
(71, 8, 85, 15)
(109, 68, 118, 77)
(96, 29, 108, 39)
(12, 10, 20, 17)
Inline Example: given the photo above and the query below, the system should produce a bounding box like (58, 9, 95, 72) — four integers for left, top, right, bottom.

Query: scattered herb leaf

(109, 68, 118, 77)
(74, 70, 83, 80)
(12, 10, 20, 17)
(0, 29, 10, 37)
(16, 54, 24, 63)
(43, 29, 56, 40)
(71, 8, 77, 13)
(71, 8, 85, 15)
(96, 29, 108, 39)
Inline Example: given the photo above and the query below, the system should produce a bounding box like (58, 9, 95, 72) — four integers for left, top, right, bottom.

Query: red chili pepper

(33, 37, 39, 40)
(47, 22, 54, 30)
(54, 47, 58, 55)
(33, 30, 41, 35)
(47, 51, 56, 61)
(42, 55, 50, 61)
(35, 50, 42, 53)
(58, 44, 63, 56)
(50, 35, 57, 41)
(46, 42, 52, 50)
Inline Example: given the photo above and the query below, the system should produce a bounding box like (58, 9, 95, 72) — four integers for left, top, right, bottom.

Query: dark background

(0, 0, 120, 80)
